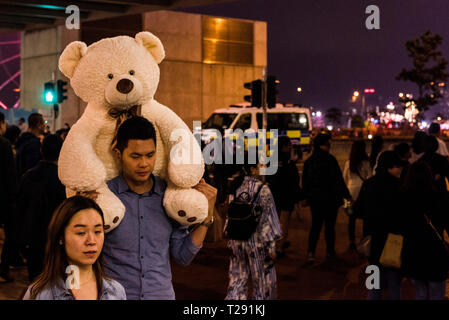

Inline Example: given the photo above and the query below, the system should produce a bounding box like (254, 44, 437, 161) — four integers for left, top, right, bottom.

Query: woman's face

(64, 209, 104, 268)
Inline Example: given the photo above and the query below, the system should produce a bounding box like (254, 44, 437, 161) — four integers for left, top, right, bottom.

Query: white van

(202, 102, 312, 153)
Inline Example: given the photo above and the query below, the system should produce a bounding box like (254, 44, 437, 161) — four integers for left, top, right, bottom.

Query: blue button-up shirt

(103, 174, 202, 300)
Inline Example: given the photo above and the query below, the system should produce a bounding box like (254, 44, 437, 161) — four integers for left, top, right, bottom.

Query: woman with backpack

(224, 155, 282, 300)
(343, 140, 372, 250)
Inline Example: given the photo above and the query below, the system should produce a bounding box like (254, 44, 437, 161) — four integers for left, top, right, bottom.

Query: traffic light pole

(262, 67, 267, 131)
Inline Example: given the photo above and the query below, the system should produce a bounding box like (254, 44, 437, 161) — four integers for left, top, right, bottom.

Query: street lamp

(297, 87, 302, 93)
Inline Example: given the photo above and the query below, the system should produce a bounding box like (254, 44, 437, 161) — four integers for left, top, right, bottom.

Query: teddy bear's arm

(58, 107, 107, 191)
(144, 100, 204, 188)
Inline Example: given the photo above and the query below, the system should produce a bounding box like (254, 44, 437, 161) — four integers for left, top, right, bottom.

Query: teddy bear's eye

(107, 74, 114, 79)
(129, 70, 135, 76)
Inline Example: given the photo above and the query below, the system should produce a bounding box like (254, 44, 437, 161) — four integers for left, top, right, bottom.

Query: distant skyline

(180, 0, 449, 119)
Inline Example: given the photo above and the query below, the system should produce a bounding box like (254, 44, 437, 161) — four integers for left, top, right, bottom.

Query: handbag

(357, 235, 371, 257)
(379, 233, 403, 269)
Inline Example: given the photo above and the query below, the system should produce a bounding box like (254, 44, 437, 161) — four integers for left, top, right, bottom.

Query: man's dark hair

(429, 122, 441, 135)
(394, 143, 411, 159)
(424, 135, 439, 154)
(42, 134, 62, 161)
(115, 116, 157, 152)
(19, 117, 25, 122)
(0, 112, 4, 123)
(28, 113, 44, 129)
(376, 150, 403, 175)
(313, 133, 331, 149)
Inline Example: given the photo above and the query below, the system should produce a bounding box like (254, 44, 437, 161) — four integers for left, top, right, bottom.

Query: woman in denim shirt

(23, 196, 126, 300)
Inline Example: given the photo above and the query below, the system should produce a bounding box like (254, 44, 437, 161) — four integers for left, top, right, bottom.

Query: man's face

(36, 117, 45, 134)
(388, 166, 402, 179)
(116, 139, 156, 184)
(0, 121, 6, 136)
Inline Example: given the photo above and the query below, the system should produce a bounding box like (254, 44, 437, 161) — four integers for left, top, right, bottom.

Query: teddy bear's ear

(135, 32, 165, 64)
(59, 41, 88, 78)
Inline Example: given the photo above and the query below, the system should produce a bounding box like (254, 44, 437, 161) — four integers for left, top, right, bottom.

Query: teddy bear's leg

(163, 183, 209, 226)
(94, 183, 125, 232)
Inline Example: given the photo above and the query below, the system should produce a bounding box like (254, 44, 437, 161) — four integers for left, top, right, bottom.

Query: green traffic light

(43, 81, 55, 104)
(45, 91, 54, 103)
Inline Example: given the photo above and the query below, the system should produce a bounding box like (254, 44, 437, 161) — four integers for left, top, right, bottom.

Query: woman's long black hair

(349, 140, 369, 174)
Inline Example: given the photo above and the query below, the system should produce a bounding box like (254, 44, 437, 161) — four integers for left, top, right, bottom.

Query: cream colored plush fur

(58, 32, 207, 232)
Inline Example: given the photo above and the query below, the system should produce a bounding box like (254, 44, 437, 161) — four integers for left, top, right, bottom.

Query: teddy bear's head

(59, 32, 165, 110)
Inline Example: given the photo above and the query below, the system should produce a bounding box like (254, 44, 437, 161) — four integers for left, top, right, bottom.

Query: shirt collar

(117, 174, 163, 196)
(53, 277, 114, 300)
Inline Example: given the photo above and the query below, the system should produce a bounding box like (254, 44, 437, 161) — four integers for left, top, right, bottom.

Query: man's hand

(76, 190, 99, 201)
(193, 179, 217, 223)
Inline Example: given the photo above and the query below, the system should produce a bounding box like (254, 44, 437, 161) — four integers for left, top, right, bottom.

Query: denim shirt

(22, 278, 126, 300)
(103, 174, 202, 300)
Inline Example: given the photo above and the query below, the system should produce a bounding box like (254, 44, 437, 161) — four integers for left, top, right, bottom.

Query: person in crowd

(18, 117, 28, 134)
(56, 128, 69, 142)
(17, 134, 66, 281)
(356, 151, 404, 300)
(343, 140, 372, 250)
(428, 122, 449, 158)
(410, 131, 428, 163)
(401, 161, 449, 300)
(224, 154, 282, 300)
(23, 196, 126, 300)
(302, 133, 351, 264)
(419, 135, 449, 193)
(0, 113, 18, 282)
(89, 116, 216, 300)
(4, 125, 21, 150)
(369, 135, 384, 170)
(267, 136, 301, 258)
(394, 142, 412, 180)
(394, 143, 412, 163)
(16, 113, 45, 177)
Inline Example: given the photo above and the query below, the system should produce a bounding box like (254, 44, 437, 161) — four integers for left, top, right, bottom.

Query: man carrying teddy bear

(81, 116, 216, 300)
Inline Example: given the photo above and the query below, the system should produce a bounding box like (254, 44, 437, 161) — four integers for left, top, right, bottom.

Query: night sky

(180, 0, 449, 119)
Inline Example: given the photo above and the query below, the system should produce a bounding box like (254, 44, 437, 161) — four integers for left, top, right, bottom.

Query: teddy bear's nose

(116, 78, 134, 94)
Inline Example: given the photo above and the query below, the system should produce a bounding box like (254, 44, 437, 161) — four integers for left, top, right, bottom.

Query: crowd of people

(1, 110, 449, 300)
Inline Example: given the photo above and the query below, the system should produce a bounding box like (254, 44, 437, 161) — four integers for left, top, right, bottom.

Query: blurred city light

(368, 134, 373, 139)
(297, 87, 302, 92)
(353, 91, 359, 97)
(316, 111, 322, 117)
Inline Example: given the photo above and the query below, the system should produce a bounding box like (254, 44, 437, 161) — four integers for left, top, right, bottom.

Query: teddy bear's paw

(167, 161, 204, 188)
(163, 187, 208, 226)
(95, 186, 125, 232)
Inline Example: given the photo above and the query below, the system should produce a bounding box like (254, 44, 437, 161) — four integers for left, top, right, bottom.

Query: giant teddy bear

(58, 32, 208, 232)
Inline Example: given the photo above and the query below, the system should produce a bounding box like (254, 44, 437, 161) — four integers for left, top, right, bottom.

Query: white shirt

(436, 137, 449, 157)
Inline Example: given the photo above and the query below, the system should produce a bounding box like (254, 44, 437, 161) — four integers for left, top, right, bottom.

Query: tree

(396, 31, 449, 112)
(325, 107, 342, 126)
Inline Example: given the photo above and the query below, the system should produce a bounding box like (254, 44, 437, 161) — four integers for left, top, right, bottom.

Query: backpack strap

(250, 182, 265, 206)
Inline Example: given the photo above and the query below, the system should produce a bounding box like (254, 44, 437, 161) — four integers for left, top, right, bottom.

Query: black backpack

(225, 182, 265, 241)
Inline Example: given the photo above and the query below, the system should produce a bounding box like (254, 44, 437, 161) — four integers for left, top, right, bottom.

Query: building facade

(20, 10, 267, 130)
